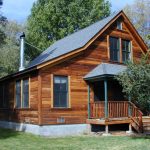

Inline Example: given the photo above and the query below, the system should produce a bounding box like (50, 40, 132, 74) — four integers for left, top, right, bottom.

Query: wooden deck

(87, 117, 131, 125)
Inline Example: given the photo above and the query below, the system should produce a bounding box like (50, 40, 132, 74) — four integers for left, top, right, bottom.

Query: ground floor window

(0, 83, 9, 108)
(53, 76, 68, 108)
(15, 78, 29, 108)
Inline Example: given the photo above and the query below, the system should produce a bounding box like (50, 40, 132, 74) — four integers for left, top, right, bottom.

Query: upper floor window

(117, 21, 122, 30)
(16, 78, 29, 108)
(109, 36, 131, 63)
(109, 37, 120, 62)
(54, 76, 68, 108)
(122, 40, 130, 63)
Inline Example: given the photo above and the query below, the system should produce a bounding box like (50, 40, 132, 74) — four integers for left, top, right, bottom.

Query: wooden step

(142, 116, 150, 120)
(142, 116, 150, 133)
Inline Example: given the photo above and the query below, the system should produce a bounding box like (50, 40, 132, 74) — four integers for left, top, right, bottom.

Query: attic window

(117, 21, 122, 30)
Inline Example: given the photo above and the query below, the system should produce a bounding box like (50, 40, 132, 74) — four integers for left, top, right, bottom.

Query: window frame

(52, 75, 69, 108)
(15, 77, 30, 109)
(109, 36, 131, 63)
(122, 39, 131, 63)
(109, 36, 120, 62)
(117, 20, 122, 30)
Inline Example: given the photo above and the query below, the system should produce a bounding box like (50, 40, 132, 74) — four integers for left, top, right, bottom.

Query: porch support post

(104, 79, 108, 118)
(88, 84, 90, 119)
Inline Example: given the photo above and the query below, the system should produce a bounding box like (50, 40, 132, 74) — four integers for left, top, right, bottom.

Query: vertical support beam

(38, 72, 42, 125)
(120, 38, 122, 63)
(107, 35, 110, 60)
(105, 125, 109, 134)
(104, 79, 108, 118)
(129, 123, 132, 132)
(88, 84, 90, 119)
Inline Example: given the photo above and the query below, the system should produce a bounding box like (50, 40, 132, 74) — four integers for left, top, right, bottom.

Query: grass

(0, 128, 150, 150)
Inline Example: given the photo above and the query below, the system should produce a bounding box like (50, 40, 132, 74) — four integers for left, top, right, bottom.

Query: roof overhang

(84, 63, 127, 81)
(0, 66, 37, 82)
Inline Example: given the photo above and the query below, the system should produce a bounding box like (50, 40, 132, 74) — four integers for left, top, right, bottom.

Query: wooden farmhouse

(0, 10, 150, 136)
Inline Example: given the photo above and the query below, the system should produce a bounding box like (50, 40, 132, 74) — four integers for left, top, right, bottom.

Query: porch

(84, 63, 143, 134)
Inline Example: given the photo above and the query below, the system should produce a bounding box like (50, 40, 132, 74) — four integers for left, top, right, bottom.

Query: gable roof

(28, 11, 121, 68)
(84, 63, 127, 80)
(0, 10, 148, 82)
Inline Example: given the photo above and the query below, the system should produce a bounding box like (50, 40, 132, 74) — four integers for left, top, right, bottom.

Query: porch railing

(128, 102, 143, 132)
(90, 101, 129, 119)
(90, 101, 143, 132)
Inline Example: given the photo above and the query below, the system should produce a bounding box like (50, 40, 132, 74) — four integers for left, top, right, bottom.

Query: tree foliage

(0, 21, 24, 77)
(115, 53, 150, 114)
(26, 0, 111, 60)
(0, 0, 7, 47)
(124, 0, 150, 47)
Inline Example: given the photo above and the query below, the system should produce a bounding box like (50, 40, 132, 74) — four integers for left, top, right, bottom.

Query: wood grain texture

(0, 72, 39, 124)
(0, 14, 147, 125)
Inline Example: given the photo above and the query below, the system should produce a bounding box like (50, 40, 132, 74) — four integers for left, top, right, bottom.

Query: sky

(1, 0, 135, 23)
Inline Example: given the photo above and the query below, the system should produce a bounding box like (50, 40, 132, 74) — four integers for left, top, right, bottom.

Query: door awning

(84, 63, 127, 80)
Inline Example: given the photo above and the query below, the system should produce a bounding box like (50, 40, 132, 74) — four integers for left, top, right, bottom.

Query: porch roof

(84, 63, 127, 80)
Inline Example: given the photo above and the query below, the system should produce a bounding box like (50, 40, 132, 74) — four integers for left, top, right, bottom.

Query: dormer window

(117, 21, 122, 30)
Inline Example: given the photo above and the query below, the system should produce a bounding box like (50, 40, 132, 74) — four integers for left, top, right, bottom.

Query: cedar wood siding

(0, 16, 145, 125)
(0, 72, 39, 124)
(39, 17, 144, 125)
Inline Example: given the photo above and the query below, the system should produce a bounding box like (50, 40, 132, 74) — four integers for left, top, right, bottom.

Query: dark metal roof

(84, 63, 127, 80)
(28, 11, 122, 68)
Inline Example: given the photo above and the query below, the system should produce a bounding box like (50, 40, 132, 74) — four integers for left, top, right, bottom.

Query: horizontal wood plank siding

(0, 72, 39, 124)
(0, 15, 146, 125)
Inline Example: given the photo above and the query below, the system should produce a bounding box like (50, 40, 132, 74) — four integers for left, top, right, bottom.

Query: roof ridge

(28, 10, 122, 68)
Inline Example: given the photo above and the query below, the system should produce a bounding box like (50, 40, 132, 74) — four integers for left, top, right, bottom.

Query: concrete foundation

(0, 121, 88, 137)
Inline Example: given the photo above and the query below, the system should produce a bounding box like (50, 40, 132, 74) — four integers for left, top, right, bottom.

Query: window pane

(3, 84, 9, 108)
(54, 91, 60, 107)
(16, 80, 21, 108)
(54, 77, 61, 91)
(117, 21, 122, 30)
(122, 40, 130, 63)
(22, 79, 29, 108)
(60, 77, 67, 91)
(60, 92, 67, 107)
(54, 76, 68, 108)
(0, 85, 3, 107)
(109, 37, 120, 62)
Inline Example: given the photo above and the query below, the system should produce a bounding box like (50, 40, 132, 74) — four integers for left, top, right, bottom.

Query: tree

(0, 21, 24, 77)
(115, 53, 150, 114)
(0, 0, 7, 47)
(124, 0, 150, 47)
(26, 0, 111, 60)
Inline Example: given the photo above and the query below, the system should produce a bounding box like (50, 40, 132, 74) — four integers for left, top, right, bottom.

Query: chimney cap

(20, 32, 25, 39)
